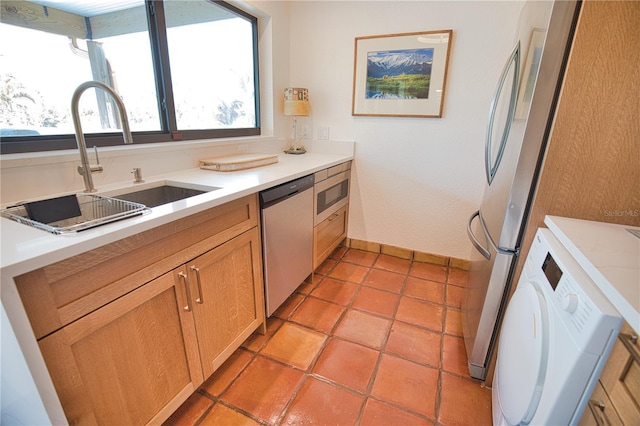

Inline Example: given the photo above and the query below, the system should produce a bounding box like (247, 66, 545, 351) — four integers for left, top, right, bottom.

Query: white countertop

(0, 146, 352, 424)
(545, 215, 640, 334)
(1, 151, 352, 278)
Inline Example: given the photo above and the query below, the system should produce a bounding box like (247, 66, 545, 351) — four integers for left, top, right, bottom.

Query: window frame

(0, 0, 261, 155)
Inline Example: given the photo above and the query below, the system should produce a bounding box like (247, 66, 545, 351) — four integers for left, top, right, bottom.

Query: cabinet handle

(618, 332, 639, 381)
(178, 272, 193, 312)
(190, 266, 204, 304)
(587, 399, 611, 426)
(328, 213, 340, 222)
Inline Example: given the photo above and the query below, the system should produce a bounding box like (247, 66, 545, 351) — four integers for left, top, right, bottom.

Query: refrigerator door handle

(467, 210, 491, 260)
(485, 41, 520, 185)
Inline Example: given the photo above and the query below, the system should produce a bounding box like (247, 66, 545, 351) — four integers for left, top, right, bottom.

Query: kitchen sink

(1, 194, 150, 234)
(113, 184, 215, 208)
(1, 184, 221, 234)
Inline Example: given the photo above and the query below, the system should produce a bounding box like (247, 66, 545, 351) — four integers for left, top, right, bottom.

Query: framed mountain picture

(352, 30, 452, 118)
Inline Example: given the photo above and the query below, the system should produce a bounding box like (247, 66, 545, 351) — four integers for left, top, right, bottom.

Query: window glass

(0, 2, 159, 139)
(0, 0, 259, 153)
(164, 0, 257, 130)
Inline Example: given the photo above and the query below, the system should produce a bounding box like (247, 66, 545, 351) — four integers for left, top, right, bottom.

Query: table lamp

(284, 87, 310, 154)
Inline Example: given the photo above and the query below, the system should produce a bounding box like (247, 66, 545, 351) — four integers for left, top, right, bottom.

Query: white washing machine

(492, 228, 622, 425)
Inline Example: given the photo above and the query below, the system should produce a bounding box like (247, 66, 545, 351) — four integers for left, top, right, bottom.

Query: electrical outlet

(237, 144, 249, 152)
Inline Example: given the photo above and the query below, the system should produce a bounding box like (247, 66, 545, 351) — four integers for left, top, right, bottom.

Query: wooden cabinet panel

(313, 204, 348, 270)
(514, 0, 640, 291)
(16, 194, 258, 339)
(598, 323, 640, 425)
(189, 227, 265, 378)
(500, 0, 640, 390)
(16, 194, 266, 424)
(578, 381, 623, 426)
(38, 270, 203, 425)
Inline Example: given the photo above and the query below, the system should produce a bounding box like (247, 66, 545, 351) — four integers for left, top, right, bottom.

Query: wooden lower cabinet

(187, 227, 265, 378)
(579, 322, 640, 425)
(36, 227, 264, 425)
(579, 382, 623, 426)
(597, 323, 640, 425)
(313, 204, 348, 269)
(39, 270, 203, 425)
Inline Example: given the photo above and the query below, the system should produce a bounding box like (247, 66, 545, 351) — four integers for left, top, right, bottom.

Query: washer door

(496, 280, 549, 425)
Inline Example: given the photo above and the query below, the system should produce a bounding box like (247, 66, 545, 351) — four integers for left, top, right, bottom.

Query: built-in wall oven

(314, 161, 351, 226)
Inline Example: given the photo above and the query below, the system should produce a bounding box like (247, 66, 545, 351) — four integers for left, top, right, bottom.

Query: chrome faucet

(71, 81, 133, 193)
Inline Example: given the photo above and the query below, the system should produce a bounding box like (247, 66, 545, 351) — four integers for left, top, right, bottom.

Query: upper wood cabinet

(15, 194, 265, 425)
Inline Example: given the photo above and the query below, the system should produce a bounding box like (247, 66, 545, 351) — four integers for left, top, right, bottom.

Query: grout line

(174, 245, 479, 426)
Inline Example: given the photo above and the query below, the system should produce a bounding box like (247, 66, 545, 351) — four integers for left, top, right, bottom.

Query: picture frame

(352, 30, 452, 118)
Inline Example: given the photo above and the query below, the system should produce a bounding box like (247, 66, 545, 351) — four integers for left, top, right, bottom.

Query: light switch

(318, 127, 330, 140)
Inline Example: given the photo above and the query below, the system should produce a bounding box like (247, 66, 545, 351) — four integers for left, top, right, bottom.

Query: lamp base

(284, 147, 306, 155)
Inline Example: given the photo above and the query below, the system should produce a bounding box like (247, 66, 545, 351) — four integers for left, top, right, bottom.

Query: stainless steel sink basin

(113, 184, 213, 208)
(1, 184, 221, 234)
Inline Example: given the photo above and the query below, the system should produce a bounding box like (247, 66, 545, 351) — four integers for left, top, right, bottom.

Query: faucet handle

(77, 146, 103, 176)
(89, 146, 103, 173)
(78, 164, 103, 174)
(93, 146, 101, 165)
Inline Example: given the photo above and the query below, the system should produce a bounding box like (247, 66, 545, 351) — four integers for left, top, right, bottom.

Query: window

(0, 0, 260, 154)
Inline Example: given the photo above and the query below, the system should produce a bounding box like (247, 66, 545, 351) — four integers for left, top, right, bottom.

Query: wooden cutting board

(199, 153, 278, 171)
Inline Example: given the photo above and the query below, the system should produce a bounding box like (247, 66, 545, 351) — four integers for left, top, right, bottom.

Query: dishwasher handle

(260, 174, 314, 208)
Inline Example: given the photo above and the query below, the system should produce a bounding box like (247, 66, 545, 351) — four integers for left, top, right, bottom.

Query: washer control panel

(529, 229, 621, 354)
(554, 275, 595, 334)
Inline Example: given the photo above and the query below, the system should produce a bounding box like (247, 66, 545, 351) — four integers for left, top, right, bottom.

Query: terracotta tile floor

(165, 247, 492, 426)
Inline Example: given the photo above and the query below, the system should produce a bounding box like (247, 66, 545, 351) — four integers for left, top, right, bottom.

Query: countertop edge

(1, 152, 353, 280)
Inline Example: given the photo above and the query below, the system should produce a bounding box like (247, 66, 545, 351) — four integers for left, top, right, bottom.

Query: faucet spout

(71, 80, 134, 193)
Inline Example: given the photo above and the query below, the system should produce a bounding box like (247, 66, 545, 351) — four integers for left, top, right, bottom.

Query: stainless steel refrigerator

(462, 0, 581, 380)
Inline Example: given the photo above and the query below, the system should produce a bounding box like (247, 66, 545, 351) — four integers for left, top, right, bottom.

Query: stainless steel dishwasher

(260, 174, 314, 316)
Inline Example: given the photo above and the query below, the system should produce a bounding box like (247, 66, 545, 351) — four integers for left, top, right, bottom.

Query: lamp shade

(284, 87, 310, 116)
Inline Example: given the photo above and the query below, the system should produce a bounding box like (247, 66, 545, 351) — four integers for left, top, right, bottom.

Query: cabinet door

(188, 227, 265, 378)
(599, 323, 640, 425)
(578, 381, 623, 426)
(38, 269, 203, 425)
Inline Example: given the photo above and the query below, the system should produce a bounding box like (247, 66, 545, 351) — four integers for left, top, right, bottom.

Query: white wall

(0, 2, 529, 422)
(287, 0, 525, 260)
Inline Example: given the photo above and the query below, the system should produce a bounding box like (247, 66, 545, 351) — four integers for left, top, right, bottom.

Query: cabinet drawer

(578, 381, 623, 426)
(313, 204, 348, 270)
(16, 194, 258, 339)
(599, 322, 640, 425)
